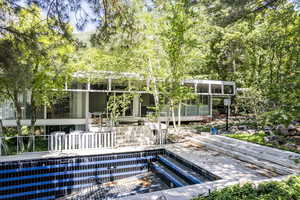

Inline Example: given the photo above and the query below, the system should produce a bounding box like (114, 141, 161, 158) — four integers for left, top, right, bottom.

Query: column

(133, 94, 140, 117)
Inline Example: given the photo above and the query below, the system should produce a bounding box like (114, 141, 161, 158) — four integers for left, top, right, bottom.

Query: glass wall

(111, 79, 129, 91)
(224, 85, 234, 94)
(183, 95, 210, 116)
(197, 83, 209, 93)
(47, 92, 86, 119)
(90, 79, 108, 90)
(211, 84, 222, 94)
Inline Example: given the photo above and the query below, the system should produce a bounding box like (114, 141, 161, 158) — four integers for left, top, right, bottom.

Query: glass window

(211, 84, 222, 94)
(197, 83, 209, 93)
(224, 85, 234, 94)
(90, 79, 108, 90)
(69, 81, 87, 90)
(111, 79, 129, 91)
(47, 92, 86, 119)
(130, 80, 147, 91)
(184, 83, 195, 92)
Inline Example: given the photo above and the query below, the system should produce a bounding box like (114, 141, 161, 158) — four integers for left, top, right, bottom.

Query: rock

(247, 129, 256, 134)
(230, 126, 239, 131)
(264, 126, 273, 131)
(264, 135, 286, 145)
(276, 125, 285, 130)
(278, 127, 289, 136)
(264, 136, 278, 143)
(288, 124, 296, 130)
(238, 125, 248, 131)
(296, 127, 300, 134)
(264, 130, 273, 136)
(284, 143, 298, 150)
(291, 136, 300, 145)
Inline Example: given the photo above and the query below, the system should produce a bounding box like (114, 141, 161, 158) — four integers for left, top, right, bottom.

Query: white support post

(209, 95, 213, 118)
(108, 78, 112, 91)
(85, 91, 89, 131)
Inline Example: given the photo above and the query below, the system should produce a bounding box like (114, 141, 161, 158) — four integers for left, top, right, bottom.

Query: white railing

(49, 131, 116, 151)
(0, 127, 167, 155)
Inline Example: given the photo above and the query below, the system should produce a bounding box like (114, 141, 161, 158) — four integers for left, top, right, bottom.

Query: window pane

(90, 79, 108, 90)
(197, 84, 209, 93)
(224, 85, 234, 94)
(211, 84, 222, 94)
(111, 79, 129, 91)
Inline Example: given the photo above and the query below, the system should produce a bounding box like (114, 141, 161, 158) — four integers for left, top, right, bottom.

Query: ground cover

(193, 176, 300, 200)
(227, 132, 300, 155)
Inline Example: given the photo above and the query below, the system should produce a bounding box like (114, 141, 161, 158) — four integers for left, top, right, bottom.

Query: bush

(193, 176, 300, 200)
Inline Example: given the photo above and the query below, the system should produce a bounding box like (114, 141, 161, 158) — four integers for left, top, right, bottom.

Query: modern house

(0, 71, 235, 133)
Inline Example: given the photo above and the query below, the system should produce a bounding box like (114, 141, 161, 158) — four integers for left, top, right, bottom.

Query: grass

(227, 132, 300, 155)
(193, 176, 300, 200)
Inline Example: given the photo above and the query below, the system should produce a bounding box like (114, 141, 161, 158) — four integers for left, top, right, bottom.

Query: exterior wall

(0, 76, 234, 130)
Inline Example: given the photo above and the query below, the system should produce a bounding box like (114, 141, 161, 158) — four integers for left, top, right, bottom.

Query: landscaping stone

(264, 136, 279, 143)
(284, 143, 298, 150)
(264, 130, 273, 136)
(291, 136, 300, 145)
(239, 125, 248, 131)
(247, 129, 256, 134)
(264, 126, 273, 131)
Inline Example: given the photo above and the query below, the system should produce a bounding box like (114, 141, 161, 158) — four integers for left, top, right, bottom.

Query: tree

(0, 5, 75, 137)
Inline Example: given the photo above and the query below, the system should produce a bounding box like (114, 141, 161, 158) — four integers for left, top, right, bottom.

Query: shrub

(193, 176, 300, 200)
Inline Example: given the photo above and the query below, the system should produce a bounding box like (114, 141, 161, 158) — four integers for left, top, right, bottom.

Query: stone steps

(187, 137, 297, 175)
(194, 136, 300, 170)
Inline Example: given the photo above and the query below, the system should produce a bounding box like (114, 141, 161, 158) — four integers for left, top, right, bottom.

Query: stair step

(187, 137, 296, 175)
(195, 135, 300, 170)
(151, 162, 189, 187)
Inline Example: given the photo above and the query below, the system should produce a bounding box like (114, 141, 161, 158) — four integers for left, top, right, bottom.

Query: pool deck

(1, 136, 299, 200)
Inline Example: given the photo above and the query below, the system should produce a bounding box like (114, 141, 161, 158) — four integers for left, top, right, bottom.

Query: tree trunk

(13, 91, 22, 136)
(178, 101, 181, 128)
(170, 100, 177, 132)
(12, 91, 24, 152)
(148, 58, 164, 144)
(0, 119, 3, 136)
(28, 92, 37, 150)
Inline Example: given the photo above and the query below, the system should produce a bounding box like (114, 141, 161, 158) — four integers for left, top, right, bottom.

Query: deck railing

(0, 129, 166, 155)
(49, 131, 116, 151)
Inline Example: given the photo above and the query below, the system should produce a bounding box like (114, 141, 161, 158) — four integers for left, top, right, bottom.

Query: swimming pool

(0, 149, 219, 200)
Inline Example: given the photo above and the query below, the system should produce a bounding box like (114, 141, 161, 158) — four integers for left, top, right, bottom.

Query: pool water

(0, 149, 219, 200)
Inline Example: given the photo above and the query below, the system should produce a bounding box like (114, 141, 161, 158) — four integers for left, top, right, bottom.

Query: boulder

(264, 126, 273, 131)
(284, 143, 298, 150)
(264, 135, 278, 143)
(238, 125, 248, 131)
(279, 127, 289, 135)
(276, 124, 285, 130)
(264, 135, 286, 145)
(288, 124, 296, 130)
(291, 136, 300, 145)
(247, 129, 256, 134)
(264, 130, 273, 136)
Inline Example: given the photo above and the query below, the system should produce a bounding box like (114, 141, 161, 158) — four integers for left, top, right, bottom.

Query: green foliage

(107, 93, 134, 125)
(227, 133, 300, 154)
(194, 176, 300, 200)
(0, 5, 75, 134)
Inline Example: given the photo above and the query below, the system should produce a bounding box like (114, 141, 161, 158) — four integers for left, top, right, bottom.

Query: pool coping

(1, 140, 298, 200)
(0, 145, 165, 162)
